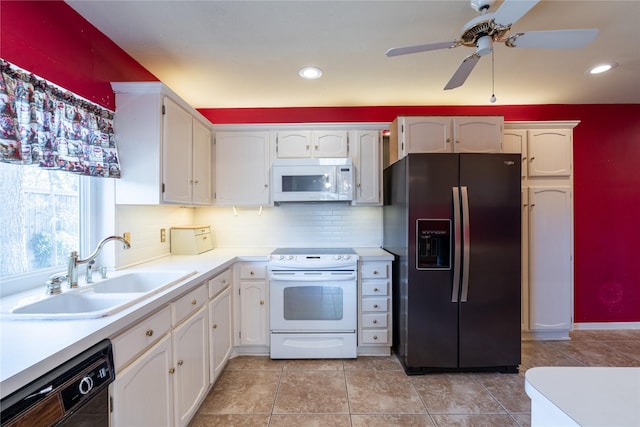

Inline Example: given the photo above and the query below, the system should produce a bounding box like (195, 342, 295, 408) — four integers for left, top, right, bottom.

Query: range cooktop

(271, 248, 356, 255)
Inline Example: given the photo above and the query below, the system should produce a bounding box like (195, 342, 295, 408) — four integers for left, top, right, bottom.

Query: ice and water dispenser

(416, 219, 451, 270)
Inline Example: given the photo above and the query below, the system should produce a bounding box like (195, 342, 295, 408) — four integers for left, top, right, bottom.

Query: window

(0, 163, 88, 279)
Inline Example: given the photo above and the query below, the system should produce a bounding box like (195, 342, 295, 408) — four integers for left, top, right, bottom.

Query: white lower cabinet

(111, 333, 174, 427)
(209, 269, 232, 383)
(172, 304, 208, 427)
(235, 262, 269, 349)
(358, 260, 392, 355)
(110, 284, 209, 427)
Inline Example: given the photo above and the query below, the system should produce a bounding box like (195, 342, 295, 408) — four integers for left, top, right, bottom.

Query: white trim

(212, 122, 389, 132)
(504, 120, 580, 130)
(574, 322, 640, 330)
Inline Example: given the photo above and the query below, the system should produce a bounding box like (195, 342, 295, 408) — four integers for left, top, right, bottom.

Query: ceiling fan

(386, 0, 599, 90)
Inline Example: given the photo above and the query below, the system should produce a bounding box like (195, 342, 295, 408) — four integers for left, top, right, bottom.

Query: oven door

(269, 271, 357, 332)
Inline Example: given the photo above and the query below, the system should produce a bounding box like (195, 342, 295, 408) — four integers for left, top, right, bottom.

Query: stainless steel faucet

(67, 235, 131, 288)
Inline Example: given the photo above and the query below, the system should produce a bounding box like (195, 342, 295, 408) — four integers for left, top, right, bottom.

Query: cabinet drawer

(361, 297, 388, 312)
(112, 306, 171, 371)
(172, 284, 207, 325)
(362, 280, 389, 296)
(209, 269, 232, 298)
(362, 313, 388, 328)
(238, 263, 267, 280)
(361, 329, 389, 345)
(361, 262, 389, 279)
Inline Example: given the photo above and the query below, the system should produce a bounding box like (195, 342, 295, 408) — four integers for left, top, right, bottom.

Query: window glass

(0, 163, 82, 278)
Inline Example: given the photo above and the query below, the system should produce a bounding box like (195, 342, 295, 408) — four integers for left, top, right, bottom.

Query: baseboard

(522, 330, 571, 341)
(573, 322, 640, 330)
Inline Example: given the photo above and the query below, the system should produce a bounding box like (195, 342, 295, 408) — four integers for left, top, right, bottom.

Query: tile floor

(190, 330, 640, 427)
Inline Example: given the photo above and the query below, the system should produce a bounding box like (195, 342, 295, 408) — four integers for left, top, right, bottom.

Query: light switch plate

(123, 232, 131, 243)
(160, 228, 166, 242)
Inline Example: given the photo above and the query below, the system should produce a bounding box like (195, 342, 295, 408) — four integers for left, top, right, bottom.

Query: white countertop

(0, 247, 392, 399)
(525, 366, 640, 427)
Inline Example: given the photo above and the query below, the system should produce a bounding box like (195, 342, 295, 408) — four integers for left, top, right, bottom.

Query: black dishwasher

(0, 339, 115, 427)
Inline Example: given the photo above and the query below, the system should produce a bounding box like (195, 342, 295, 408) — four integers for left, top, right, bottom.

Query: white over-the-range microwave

(271, 158, 354, 203)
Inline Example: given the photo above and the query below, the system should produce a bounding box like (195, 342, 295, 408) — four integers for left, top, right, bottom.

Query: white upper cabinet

(112, 82, 213, 205)
(503, 129, 527, 179)
(527, 129, 572, 177)
(453, 117, 503, 153)
(350, 130, 381, 205)
(214, 131, 271, 206)
(276, 130, 348, 158)
(389, 116, 503, 164)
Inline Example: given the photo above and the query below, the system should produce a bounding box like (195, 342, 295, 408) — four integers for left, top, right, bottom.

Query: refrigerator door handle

(451, 187, 462, 303)
(461, 186, 471, 302)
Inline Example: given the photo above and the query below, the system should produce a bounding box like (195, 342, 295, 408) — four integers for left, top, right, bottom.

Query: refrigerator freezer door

(405, 154, 460, 370)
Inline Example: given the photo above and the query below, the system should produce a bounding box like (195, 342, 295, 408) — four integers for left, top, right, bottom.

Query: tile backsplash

(195, 204, 382, 248)
(116, 203, 382, 267)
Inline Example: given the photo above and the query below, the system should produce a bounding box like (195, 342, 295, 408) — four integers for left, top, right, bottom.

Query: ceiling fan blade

(506, 28, 599, 48)
(444, 54, 481, 90)
(492, 0, 540, 27)
(386, 41, 457, 57)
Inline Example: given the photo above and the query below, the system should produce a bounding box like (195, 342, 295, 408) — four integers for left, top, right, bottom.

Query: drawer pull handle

(191, 299, 197, 305)
(373, 320, 378, 324)
(373, 304, 379, 309)
(260, 300, 265, 305)
(373, 270, 379, 275)
(212, 324, 218, 329)
(146, 329, 154, 337)
(373, 335, 378, 340)
(177, 360, 184, 366)
(373, 287, 379, 292)
(169, 368, 175, 374)
(250, 271, 255, 276)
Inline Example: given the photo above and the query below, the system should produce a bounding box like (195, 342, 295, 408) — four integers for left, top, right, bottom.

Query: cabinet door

(111, 334, 173, 427)
(239, 280, 268, 346)
(521, 188, 530, 331)
(173, 306, 209, 427)
(215, 131, 271, 206)
(276, 131, 312, 158)
(503, 129, 527, 179)
(163, 97, 193, 204)
(351, 130, 381, 205)
(528, 186, 572, 331)
(527, 129, 572, 177)
(402, 116, 450, 154)
(453, 116, 503, 153)
(209, 286, 232, 383)
(192, 118, 213, 205)
(313, 131, 349, 157)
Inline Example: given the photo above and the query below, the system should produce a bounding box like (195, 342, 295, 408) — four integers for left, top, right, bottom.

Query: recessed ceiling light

(588, 62, 617, 75)
(299, 66, 323, 80)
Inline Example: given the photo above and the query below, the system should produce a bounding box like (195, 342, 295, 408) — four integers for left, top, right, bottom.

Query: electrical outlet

(160, 228, 166, 243)
(123, 232, 131, 243)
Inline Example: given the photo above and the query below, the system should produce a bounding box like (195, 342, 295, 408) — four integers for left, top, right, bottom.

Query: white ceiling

(66, 0, 640, 109)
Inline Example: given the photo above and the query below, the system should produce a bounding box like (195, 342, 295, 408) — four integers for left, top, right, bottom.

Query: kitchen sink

(11, 293, 137, 319)
(90, 270, 196, 293)
(5, 270, 197, 320)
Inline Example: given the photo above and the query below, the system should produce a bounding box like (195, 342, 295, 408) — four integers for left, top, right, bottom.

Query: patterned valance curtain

(0, 60, 120, 178)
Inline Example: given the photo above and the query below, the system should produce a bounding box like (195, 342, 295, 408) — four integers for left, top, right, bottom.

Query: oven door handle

(269, 271, 357, 281)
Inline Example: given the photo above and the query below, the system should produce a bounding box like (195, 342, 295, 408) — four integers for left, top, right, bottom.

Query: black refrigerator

(383, 153, 521, 374)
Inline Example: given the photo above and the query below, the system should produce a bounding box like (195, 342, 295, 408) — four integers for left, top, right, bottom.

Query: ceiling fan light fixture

(476, 35, 493, 56)
(299, 66, 323, 80)
(588, 62, 617, 75)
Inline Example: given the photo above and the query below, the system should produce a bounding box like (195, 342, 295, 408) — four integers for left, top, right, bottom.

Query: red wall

(2, 2, 639, 323)
(0, 1, 157, 110)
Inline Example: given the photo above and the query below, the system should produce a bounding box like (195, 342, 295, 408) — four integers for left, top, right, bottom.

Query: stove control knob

(287, 255, 294, 260)
(334, 255, 341, 260)
(343, 255, 351, 260)
(278, 255, 285, 261)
